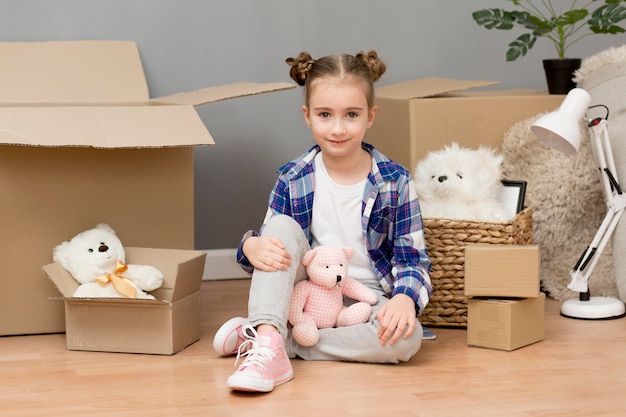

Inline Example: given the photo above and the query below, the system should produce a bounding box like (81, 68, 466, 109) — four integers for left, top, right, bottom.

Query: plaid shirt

(237, 143, 432, 314)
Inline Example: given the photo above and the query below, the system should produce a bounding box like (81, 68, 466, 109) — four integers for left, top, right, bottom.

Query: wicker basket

(419, 207, 533, 328)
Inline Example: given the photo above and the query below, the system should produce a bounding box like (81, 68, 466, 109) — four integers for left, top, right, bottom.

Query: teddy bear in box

(288, 245, 378, 346)
(413, 142, 510, 222)
(52, 223, 163, 299)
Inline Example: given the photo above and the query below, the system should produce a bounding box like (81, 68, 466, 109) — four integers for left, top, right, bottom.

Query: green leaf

(589, 4, 626, 33)
(526, 14, 553, 34)
(506, 33, 537, 61)
(513, 11, 545, 31)
(472, 9, 516, 30)
(555, 9, 589, 26)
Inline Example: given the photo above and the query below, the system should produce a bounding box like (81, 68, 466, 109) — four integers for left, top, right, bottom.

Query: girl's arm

(390, 175, 432, 314)
(377, 175, 432, 345)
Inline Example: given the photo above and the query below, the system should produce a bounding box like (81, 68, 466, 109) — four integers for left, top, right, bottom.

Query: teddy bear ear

(52, 241, 69, 267)
(343, 247, 354, 259)
(478, 146, 504, 168)
(302, 248, 317, 266)
(95, 223, 116, 234)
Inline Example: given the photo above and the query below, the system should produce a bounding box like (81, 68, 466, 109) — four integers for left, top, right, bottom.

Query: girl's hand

(242, 236, 292, 272)
(376, 294, 417, 346)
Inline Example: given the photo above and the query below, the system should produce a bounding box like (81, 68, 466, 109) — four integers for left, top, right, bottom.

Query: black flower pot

(542, 58, 582, 94)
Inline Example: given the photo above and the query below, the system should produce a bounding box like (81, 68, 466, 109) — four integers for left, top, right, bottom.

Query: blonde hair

(285, 50, 386, 109)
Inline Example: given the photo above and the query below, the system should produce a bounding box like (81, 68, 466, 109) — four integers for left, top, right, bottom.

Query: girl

(213, 50, 432, 393)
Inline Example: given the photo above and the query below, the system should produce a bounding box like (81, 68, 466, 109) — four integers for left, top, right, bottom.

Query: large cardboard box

(465, 245, 541, 298)
(42, 247, 206, 355)
(467, 293, 546, 351)
(0, 40, 294, 336)
(366, 78, 565, 170)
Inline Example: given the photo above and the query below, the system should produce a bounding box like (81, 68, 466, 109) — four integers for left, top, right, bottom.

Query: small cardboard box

(42, 247, 206, 355)
(0, 40, 294, 336)
(465, 245, 540, 298)
(468, 293, 546, 351)
(467, 293, 545, 351)
(365, 78, 565, 169)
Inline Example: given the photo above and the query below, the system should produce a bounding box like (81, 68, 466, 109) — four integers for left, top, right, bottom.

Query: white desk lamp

(531, 88, 626, 320)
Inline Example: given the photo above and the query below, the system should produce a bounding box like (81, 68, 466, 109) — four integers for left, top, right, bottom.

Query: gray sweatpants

(246, 214, 423, 364)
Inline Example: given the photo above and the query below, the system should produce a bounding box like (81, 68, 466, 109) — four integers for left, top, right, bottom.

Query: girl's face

(302, 77, 376, 160)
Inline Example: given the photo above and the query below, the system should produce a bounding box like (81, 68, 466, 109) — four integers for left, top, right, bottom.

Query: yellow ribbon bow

(95, 260, 137, 298)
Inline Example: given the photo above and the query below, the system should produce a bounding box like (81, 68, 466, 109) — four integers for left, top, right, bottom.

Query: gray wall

(2, 0, 624, 249)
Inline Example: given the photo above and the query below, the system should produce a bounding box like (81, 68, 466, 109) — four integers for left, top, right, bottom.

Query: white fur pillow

(575, 44, 626, 302)
(501, 114, 617, 301)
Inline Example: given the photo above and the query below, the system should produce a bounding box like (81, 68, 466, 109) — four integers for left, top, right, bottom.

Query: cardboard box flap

(169, 253, 206, 301)
(151, 82, 296, 106)
(125, 247, 206, 302)
(449, 89, 561, 99)
(376, 77, 499, 100)
(0, 40, 149, 106)
(0, 106, 214, 148)
(42, 262, 80, 298)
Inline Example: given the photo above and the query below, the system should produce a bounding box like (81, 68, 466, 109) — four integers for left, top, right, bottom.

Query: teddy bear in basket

(288, 245, 378, 346)
(52, 223, 163, 299)
(413, 142, 509, 222)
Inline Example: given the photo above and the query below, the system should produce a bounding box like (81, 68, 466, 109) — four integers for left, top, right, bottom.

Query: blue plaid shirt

(237, 143, 432, 314)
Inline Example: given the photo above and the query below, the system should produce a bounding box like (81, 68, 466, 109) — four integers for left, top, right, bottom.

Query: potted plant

(472, 0, 626, 93)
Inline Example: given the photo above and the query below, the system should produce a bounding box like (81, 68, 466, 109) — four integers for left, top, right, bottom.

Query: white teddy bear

(413, 142, 510, 222)
(52, 223, 163, 299)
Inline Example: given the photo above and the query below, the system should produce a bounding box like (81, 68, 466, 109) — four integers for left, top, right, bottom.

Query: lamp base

(560, 296, 626, 320)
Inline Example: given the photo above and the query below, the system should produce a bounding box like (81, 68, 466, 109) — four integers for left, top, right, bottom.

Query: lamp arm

(591, 119, 622, 201)
(567, 119, 626, 293)
(568, 207, 625, 293)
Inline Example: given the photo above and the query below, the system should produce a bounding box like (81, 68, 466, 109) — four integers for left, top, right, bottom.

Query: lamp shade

(531, 88, 591, 155)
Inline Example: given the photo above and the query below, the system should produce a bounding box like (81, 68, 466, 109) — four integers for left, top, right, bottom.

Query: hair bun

(286, 52, 316, 86)
(356, 50, 386, 82)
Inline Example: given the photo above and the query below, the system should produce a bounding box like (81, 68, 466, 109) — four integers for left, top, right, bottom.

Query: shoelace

(233, 327, 276, 369)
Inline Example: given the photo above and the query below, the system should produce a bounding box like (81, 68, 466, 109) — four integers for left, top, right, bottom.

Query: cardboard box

(467, 293, 546, 351)
(0, 40, 294, 336)
(465, 245, 540, 298)
(42, 247, 206, 355)
(365, 78, 565, 170)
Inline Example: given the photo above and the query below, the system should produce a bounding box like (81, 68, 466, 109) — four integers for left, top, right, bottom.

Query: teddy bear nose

(336, 275, 342, 283)
(438, 175, 447, 183)
(98, 244, 109, 253)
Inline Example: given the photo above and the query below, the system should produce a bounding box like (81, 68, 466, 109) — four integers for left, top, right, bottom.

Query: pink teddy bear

(288, 246, 378, 346)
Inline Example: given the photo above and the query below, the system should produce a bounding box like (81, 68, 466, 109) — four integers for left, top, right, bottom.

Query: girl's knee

(263, 214, 300, 235)
(393, 334, 422, 362)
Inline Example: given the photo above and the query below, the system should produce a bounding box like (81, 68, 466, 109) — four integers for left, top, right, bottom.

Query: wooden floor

(3, 279, 626, 417)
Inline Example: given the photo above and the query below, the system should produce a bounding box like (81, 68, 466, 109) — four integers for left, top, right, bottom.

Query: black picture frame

(498, 180, 527, 218)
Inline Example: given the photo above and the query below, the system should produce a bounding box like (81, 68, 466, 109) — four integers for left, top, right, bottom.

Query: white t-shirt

(310, 153, 378, 288)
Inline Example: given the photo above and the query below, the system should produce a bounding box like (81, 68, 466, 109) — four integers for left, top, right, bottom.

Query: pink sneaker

(226, 329, 293, 392)
(213, 317, 246, 356)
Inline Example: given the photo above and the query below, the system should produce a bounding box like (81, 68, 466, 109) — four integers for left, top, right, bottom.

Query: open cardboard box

(0, 40, 294, 336)
(365, 77, 565, 170)
(42, 247, 206, 355)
